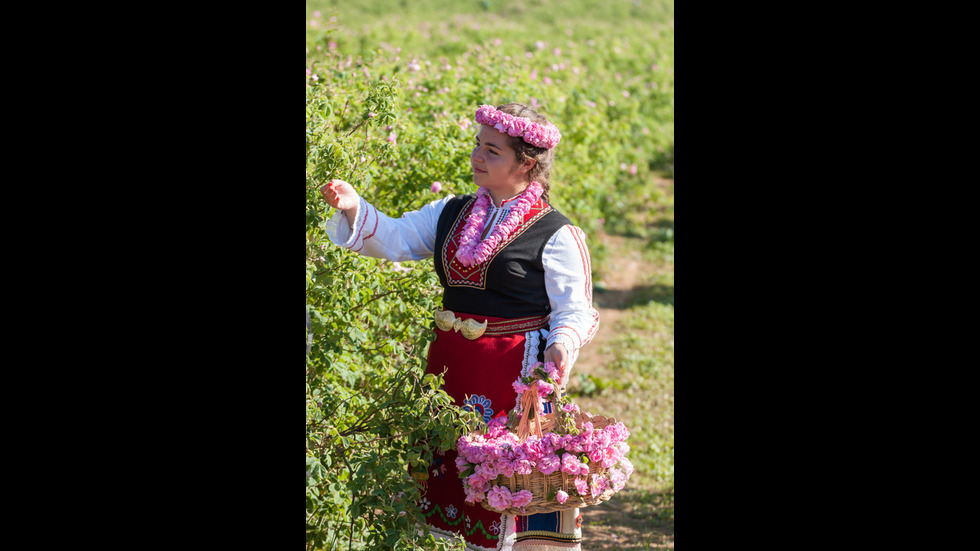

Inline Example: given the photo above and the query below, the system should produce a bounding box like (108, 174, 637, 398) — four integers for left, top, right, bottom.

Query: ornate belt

(433, 310, 550, 340)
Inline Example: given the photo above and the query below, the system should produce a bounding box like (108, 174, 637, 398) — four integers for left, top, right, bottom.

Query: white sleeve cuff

(325, 197, 366, 249)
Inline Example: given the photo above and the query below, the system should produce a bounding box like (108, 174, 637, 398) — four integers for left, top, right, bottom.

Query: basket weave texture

(457, 363, 632, 517)
(480, 411, 620, 516)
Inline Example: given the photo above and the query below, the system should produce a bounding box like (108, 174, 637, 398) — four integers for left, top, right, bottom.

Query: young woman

(322, 103, 599, 551)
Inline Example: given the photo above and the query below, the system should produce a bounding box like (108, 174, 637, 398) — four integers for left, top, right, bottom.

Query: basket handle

(516, 381, 544, 442)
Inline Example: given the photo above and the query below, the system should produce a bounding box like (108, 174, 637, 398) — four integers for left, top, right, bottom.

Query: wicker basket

(479, 409, 621, 516)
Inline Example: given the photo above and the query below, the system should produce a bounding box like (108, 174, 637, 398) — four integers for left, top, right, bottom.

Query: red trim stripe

(567, 225, 592, 302)
(550, 326, 584, 348)
(353, 205, 379, 253)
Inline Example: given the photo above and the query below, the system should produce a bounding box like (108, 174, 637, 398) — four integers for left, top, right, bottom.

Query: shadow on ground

(594, 284, 674, 309)
(582, 485, 675, 549)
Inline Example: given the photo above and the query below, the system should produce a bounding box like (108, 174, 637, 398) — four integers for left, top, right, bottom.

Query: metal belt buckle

(434, 309, 487, 340)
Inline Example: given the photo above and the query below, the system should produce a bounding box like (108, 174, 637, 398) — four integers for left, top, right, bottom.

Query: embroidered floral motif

(462, 395, 494, 425)
(445, 504, 458, 519)
(442, 196, 552, 289)
(465, 515, 472, 530)
(489, 520, 502, 535)
(576, 513, 584, 528)
(430, 456, 447, 479)
(418, 497, 431, 511)
(455, 182, 543, 267)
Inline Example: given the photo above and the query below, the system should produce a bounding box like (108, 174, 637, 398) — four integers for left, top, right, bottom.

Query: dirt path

(574, 232, 644, 379)
(574, 232, 674, 550)
(569, 175, 675, 549)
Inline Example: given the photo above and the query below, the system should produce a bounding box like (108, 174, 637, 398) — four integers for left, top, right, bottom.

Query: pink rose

(387, 133, 397, 144)
(588, 447, 606, 464)
(542, 362, 558, 378)
(555, 490, 569, 504)
(561, 453, 586, 475)
(573, 477, 589, 496)
(619, 457, 634, 477)
(467, 474, 491, 493)
(537, 453, 561, 475)
(512, 459, 534, 475)
(486, 485, 513, 510)
(464, 486, 485, 504)
(562, 404, 580, 414)
(495, 460, 515, 478)
(430, 181, 442, 193)
(511, 489, 533, 509)
(590, 474, 609, 496)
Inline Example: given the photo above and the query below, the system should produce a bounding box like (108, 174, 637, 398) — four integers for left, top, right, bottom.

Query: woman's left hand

(544, 343, 570, 388)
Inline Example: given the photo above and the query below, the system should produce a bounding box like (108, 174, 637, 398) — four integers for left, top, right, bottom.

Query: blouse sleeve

(325, 194, 455, 261)
(543, 224, 601, 367)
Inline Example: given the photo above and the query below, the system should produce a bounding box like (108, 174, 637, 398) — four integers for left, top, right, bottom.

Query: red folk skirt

(417, 312, 583, 551)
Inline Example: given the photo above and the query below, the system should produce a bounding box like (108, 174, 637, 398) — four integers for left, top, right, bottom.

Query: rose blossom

(467, 474, 491, 493)
(588, 447, 606, 465)
(494, 459, 515, 478)
(511, 489, 533, 509)
(590, 474, 609, 496)
(561, 453, 588, 476)
(542, 362, 558, 378)
(562, 404, 580, 414)
(537, 453, 561, 475)
(430, 181, 442, 193)
(555, 490, 569, 504)
(511, 459, 534, 475)
(464, 486, 485, 504)
(619, 457, 635, 477)
(573, 477, 589, 496)
(486, 485, 513, 510)
(601, 446, 622, 469)
(608, 467, 627, 491)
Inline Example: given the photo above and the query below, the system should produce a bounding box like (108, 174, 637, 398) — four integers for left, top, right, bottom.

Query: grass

(566, 174, 674, 549)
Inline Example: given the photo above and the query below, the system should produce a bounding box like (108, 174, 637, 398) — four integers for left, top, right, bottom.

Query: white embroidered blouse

(326, 193, 600, 367)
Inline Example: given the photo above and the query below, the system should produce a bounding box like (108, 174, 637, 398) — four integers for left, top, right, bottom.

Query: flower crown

(474, 104, 562, 150)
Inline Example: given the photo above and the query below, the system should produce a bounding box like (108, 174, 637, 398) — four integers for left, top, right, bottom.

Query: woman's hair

(495, 103, 556, 203)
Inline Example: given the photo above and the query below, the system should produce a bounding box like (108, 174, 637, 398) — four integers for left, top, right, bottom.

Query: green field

(306, 2, 674, 548)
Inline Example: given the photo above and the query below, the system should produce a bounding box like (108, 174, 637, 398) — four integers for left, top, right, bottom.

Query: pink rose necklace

(455, 181, 544, 267)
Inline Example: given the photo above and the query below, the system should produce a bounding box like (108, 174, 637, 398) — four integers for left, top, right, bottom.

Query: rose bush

(306, 2, 673, 549)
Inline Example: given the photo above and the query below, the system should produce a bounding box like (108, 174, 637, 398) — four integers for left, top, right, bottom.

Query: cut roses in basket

(455, 362, 633, 516)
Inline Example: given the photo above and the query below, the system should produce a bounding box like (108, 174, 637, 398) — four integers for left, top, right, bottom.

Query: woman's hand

(544, 343, 570, 388)
(321, 179, 359, 211)
(321, 179, 359, 226)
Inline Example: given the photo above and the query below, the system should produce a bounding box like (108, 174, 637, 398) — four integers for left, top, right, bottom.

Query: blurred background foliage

(306, 1, 673, 549)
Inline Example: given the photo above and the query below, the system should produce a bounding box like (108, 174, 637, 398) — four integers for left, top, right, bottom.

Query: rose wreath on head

(474, 105, 562, 150)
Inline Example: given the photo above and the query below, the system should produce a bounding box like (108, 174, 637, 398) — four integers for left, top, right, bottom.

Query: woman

(321, 103, 599, 551)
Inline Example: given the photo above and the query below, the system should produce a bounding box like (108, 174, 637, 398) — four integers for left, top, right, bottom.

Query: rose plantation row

(305, 14, 672, 550)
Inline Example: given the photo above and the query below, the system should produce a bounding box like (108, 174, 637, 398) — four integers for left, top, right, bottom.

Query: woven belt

(433, 310, 550, 340)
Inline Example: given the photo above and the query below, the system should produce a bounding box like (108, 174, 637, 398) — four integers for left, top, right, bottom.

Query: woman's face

(470, 124, 529, 192)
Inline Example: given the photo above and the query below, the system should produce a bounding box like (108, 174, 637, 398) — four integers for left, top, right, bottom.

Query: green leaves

(305, 4, 674, 548)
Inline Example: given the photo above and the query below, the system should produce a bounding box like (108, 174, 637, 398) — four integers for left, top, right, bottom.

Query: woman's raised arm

(320, 179, 453, 262)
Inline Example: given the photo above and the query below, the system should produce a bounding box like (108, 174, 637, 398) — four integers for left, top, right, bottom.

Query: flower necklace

(455, 181, 544, 267)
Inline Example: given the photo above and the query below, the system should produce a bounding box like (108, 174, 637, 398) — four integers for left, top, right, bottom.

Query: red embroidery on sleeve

(353, 205, 379, 253)
(550, 326, 584, 348)
(568, 225, 593, 302)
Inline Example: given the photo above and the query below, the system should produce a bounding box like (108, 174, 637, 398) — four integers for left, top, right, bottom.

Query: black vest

(434, 194, 571, 318)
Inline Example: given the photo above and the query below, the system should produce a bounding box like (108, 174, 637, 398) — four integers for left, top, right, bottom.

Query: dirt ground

(571, 179, 675, 550)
